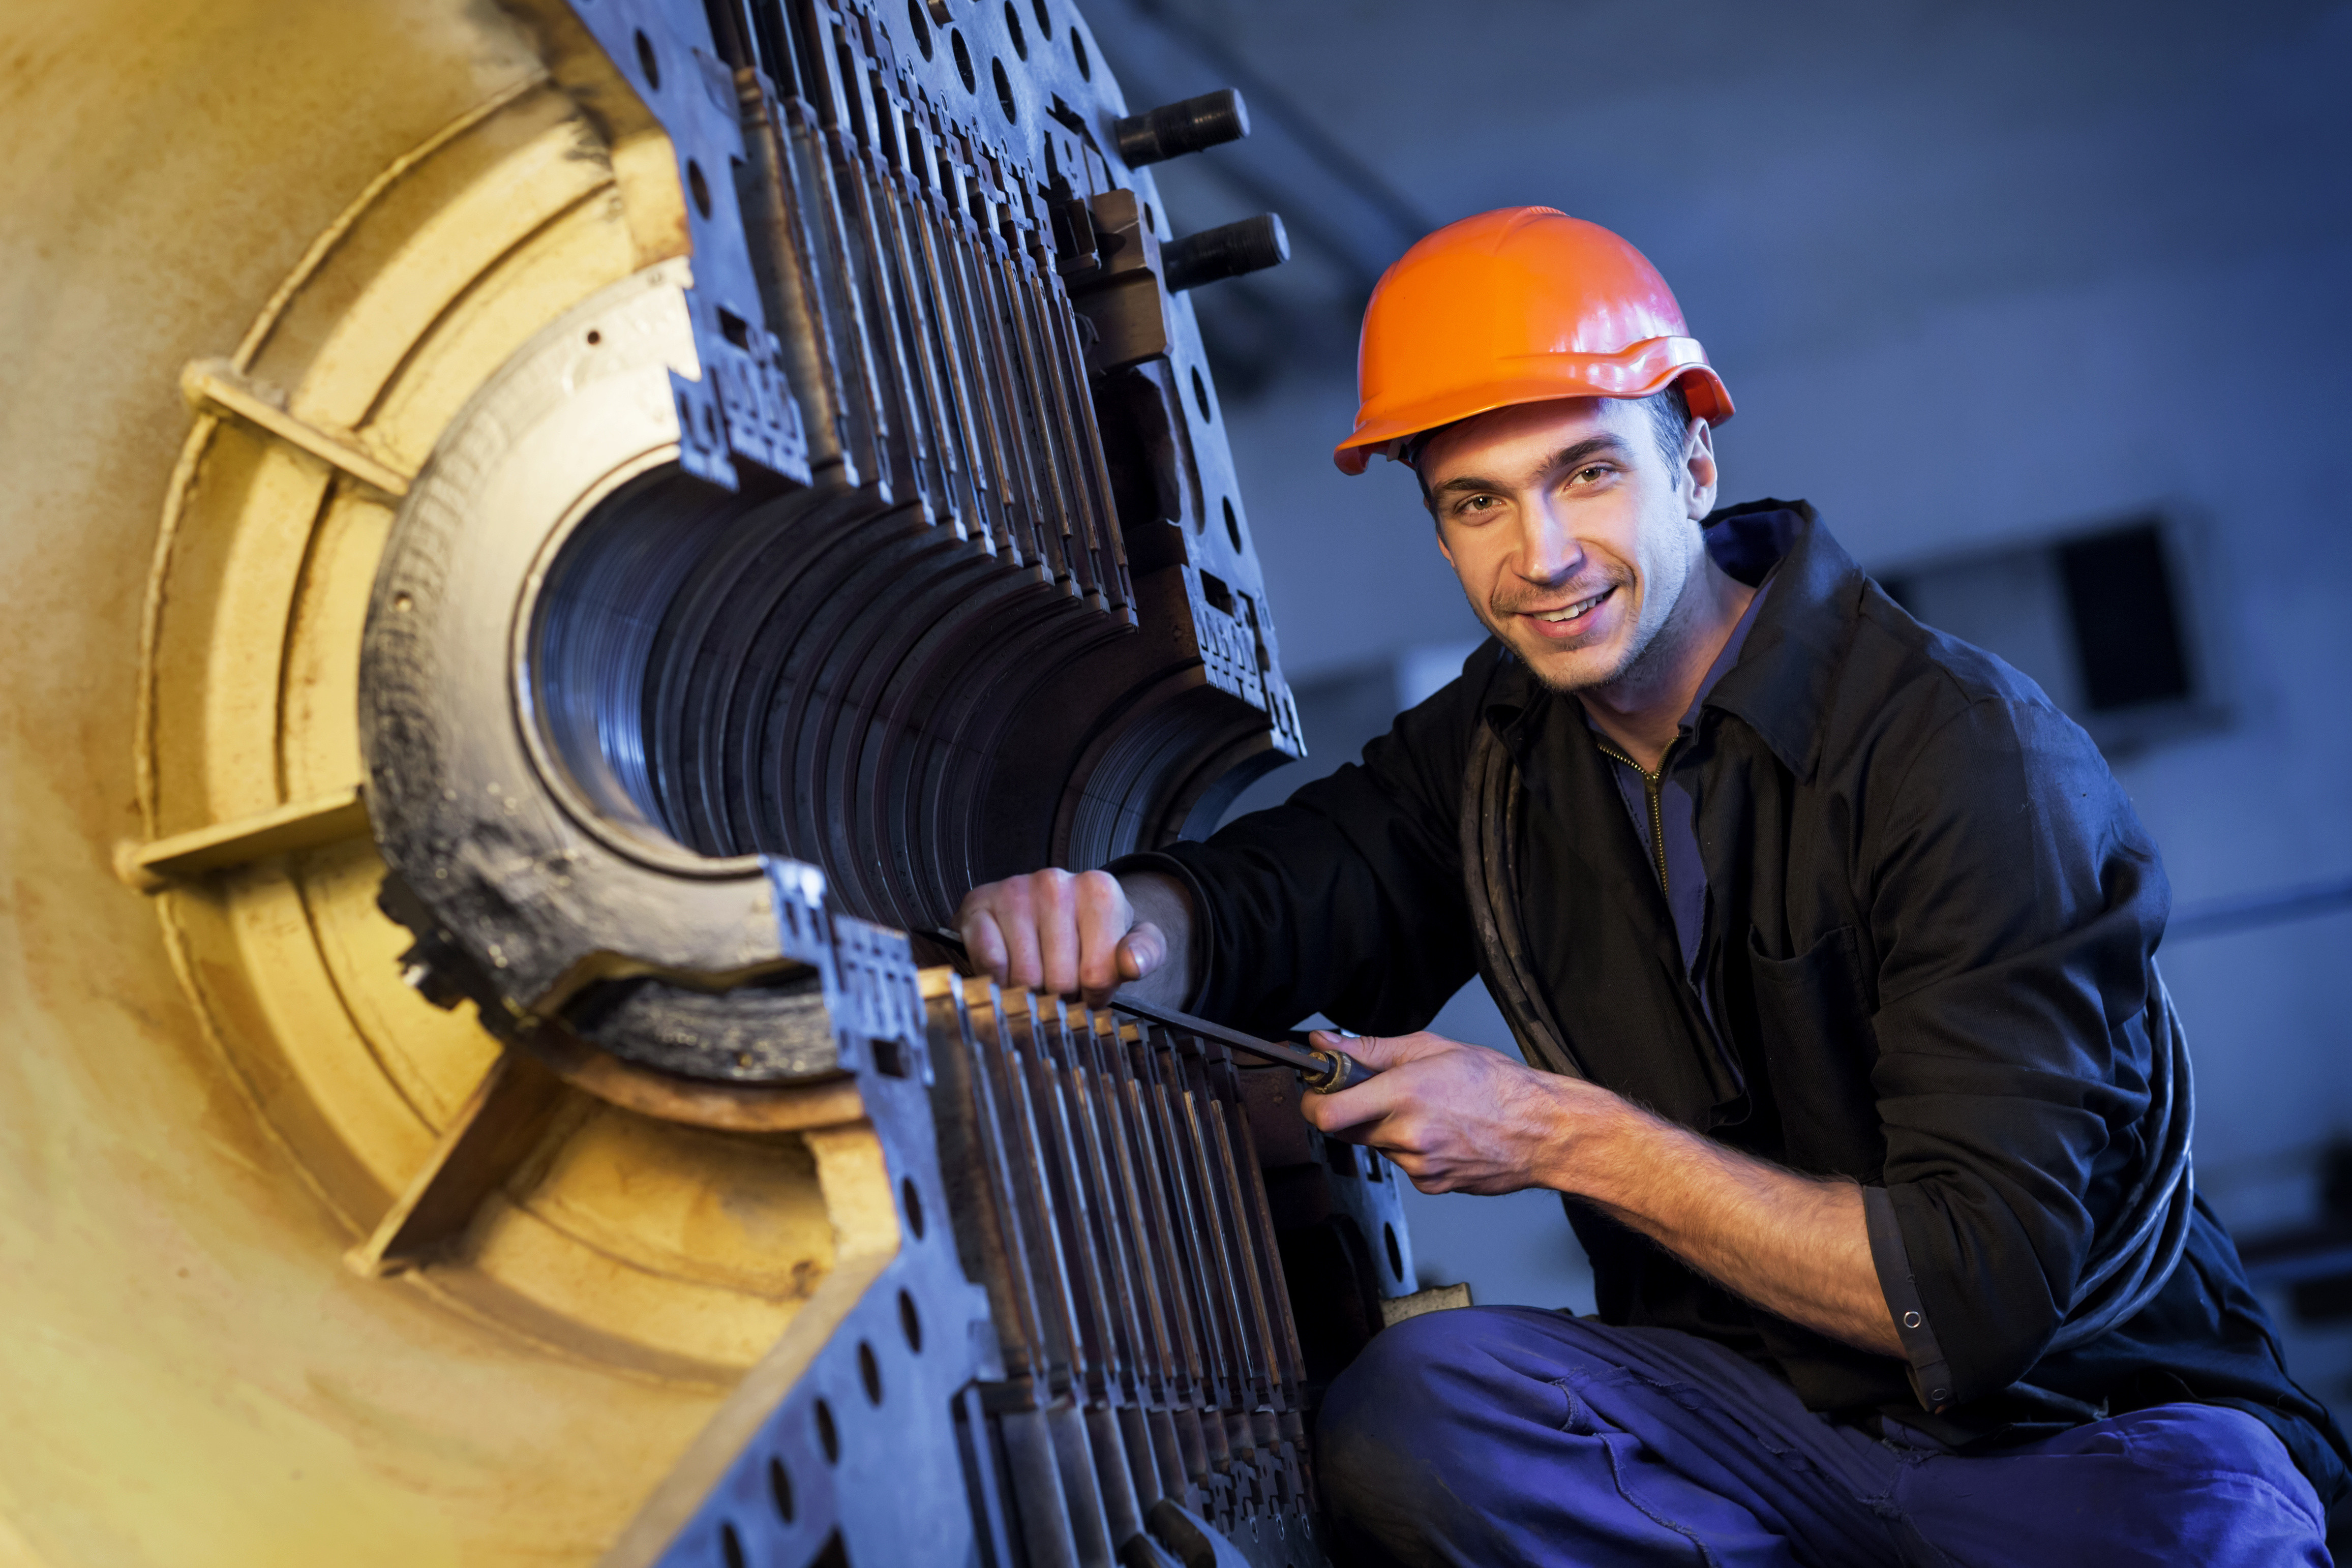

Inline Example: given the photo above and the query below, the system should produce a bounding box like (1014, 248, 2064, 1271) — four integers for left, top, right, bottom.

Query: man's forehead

(1418, 396, 1640, 483)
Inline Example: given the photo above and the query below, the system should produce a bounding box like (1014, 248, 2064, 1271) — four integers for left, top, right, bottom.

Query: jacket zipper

(1596, 741, 1672, 894)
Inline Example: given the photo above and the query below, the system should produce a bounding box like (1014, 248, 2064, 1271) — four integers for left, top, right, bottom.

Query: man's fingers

(960, 868, 1150, 1002)
(1291, 1028, 1563, 1198)
(1034, 870, 1086, 996)
(1385, 1149, 1449, 1192)
(1311, 1029, 1397, 1067)
(1115, 921, 1166, 985)
(1299, 1074, 1407, 1138)
(991, 879, 1044, 991)
(1071, 870, 1132, 1000)
(960, 906, 1010, 981)
(1309, 1029, 1460, 1068)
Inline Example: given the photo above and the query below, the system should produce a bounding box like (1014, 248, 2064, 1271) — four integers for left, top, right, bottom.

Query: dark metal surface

(1233, 1063, 1416, 1412)
(618, 865, 1351, 1567)
(1163, 216, 1290, 294)
(349, 0, 1426, 1559)
(502, 0, 811, 490)
(363, 0, 1308, 1080)
(610, 870, 1002, 1568)
(1114, 88, 1251, 168)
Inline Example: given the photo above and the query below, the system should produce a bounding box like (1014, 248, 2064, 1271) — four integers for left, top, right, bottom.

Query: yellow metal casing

(0, 4, 904, 1561)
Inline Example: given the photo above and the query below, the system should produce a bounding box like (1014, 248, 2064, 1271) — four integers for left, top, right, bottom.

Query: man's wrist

(1530, 1071, 1645, 1200)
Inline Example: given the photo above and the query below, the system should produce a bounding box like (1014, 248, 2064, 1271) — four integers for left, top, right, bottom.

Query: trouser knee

(1316, 1310, 1536, 1519)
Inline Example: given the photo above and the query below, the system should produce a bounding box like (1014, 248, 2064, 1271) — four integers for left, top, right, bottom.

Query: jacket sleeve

(1864, 693, 2168, 1407)
(1119, 646, 1498, 1038)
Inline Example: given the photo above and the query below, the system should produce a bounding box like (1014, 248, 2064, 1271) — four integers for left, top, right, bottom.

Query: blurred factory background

(1083, 0, 2352, 1392)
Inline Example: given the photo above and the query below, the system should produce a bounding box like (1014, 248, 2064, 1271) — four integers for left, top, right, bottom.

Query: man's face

(1420, 396, 1717, 695)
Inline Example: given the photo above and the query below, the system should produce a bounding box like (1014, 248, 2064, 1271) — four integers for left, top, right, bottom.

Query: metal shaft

(926, 929, 1377, 1092)
(1110, 998, 1376, 1094)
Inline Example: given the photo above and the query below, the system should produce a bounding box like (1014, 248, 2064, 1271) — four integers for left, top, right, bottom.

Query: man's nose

(1517, 501, 1587, 585)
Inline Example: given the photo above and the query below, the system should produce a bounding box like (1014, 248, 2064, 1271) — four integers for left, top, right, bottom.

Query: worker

(957, 206, 2346, 1564)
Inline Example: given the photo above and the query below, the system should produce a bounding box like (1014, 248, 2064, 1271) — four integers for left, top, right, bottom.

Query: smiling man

(958, 207, 2345, 1564)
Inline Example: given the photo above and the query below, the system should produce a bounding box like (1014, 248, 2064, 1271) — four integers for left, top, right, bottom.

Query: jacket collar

(1701, 499, 1866, 783)
(1481, 498, 1867, 785)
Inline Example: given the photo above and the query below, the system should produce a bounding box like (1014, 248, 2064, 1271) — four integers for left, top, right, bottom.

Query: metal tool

(925, 926, 1374, 1094)
(1110, 996, 1378, 1095)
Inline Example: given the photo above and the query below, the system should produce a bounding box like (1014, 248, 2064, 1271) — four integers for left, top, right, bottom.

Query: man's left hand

(1300, 1030, 1600, 1195)
(1303, 1028, 1905, 1358)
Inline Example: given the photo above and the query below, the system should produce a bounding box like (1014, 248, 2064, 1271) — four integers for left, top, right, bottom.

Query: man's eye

(1570, 465, 1612, 487)
(1456, 494, 1498, 515)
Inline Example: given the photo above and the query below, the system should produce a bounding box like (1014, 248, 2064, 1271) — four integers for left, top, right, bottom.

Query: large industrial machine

(0, 1, 1431, 1563)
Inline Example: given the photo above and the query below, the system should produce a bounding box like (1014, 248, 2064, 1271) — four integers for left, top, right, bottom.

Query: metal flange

(360, 261, 840, 1079)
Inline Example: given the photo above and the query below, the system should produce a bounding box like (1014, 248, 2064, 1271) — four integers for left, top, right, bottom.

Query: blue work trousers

(1318, 1307, 2329, 1566)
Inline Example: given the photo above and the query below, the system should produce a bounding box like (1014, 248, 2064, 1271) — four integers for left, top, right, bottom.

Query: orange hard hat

(1334, 206, 1734, 475)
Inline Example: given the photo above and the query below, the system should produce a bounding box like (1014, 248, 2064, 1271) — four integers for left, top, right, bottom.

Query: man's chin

(1499, 627, 1629, 695)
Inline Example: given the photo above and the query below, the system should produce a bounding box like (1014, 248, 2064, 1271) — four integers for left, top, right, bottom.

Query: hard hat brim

(1333, 345, 1734, 475)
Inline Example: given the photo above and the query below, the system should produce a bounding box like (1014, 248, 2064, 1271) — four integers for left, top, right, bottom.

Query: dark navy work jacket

(1131, 501, 2347, 1498)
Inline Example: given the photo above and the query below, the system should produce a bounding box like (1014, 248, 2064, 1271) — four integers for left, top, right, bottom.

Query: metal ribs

(456, 0, 1305, 977)
(925, 971, 1320, 1565)
(741, 0, 1131, 617)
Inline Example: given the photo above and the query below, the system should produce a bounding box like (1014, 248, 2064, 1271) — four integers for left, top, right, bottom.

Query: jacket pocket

(1745, 924, 1884, 1177)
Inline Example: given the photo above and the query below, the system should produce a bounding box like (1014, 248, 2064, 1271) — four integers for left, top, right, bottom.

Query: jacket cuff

(1864, 1184, 1956, 1413)
(1103, 850, 1216, 1015)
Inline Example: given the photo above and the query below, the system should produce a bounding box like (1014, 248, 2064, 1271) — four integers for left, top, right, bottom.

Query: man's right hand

(955, 868, 1191, 1008)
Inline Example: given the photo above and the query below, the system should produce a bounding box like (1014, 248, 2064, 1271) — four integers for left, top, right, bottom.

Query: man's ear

(1682, 418, 1719, 521)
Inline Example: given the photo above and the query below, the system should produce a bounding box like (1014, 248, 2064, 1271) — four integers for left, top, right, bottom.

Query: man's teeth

(1538, 591, 1608, 623)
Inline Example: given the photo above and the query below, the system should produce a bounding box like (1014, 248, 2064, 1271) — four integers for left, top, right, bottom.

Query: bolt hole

(720, 1523, 745, 1568)
(1222, 496, 1242, 552)
(1383, 1221, 1404, 1281)
(991, 56, 1016, 122)
(1143, 201, 1156, 233)
(1191, 366, 1213, 422)
(768, 1456, 795, 1523)
(815, 1398, 840, 1463)
(858, 1340, 883, 1405)
(906, 0, 933, 58)
(687, 159, 711, 219)
(392, 591, 413, 613)
(1030, 0, 1053, 37)
(633, 28, 660, 89)
(585, 328, 601, 347)
(899, 1289, 924, 1353)
(951, 28, 975, 92)
(1002, 0, 1027, 57)
(1070, 25, 1089, 79)
(901, 1175, 926, 1239)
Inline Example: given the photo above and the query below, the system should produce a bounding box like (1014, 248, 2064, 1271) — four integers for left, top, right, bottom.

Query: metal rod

(923, 928, 1376, 1090)
(1110, 997, 1376, 1094)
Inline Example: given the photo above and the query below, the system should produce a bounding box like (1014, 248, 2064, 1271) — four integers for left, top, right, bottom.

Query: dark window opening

(1198, 570, 1235, 617)
(2057, 521, 2192, 712)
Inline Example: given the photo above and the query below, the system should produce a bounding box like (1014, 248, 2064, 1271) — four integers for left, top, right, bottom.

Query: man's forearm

(1548, 1088, 1902, 1356)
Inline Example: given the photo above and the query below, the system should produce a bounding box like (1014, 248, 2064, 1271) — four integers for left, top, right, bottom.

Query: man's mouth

(1524, 586, 1614, 624)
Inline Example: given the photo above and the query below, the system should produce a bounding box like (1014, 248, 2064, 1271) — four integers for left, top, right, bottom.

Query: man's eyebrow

(1426, 435, 1633, 495)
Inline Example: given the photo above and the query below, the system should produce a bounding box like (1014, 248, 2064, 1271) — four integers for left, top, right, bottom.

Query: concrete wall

(1091, 0, 2352, 1379)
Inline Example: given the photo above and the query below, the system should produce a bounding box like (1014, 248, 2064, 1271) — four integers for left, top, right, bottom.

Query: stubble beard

(1483, 563, 1668, 698)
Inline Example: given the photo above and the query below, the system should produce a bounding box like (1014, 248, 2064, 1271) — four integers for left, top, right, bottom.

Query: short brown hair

(1413, 380, 1695, 513)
